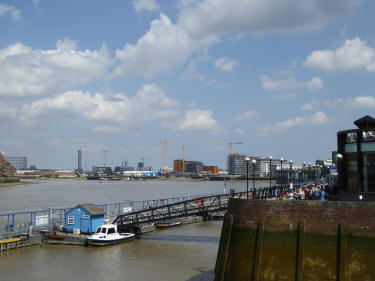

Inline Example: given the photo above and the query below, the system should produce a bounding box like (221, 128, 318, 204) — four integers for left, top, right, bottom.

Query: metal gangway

(113, 185, 289, 229)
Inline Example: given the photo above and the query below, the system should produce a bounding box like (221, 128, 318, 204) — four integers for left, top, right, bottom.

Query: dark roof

(354, 115, 375, 130)
(79, 204, 105, 216)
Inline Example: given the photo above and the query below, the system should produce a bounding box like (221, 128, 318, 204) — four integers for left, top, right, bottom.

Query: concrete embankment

(215, 199, 375, 281)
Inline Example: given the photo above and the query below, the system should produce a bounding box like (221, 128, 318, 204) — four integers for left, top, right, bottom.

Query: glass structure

(337, 115, 375, 200)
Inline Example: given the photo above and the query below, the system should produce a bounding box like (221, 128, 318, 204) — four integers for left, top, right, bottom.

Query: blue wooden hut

(65, 204, 105, 234)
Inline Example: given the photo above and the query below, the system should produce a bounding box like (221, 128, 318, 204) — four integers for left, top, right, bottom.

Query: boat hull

(87, 234, 135, 247)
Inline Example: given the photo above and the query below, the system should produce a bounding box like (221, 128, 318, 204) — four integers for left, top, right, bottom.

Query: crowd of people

(274, 182, 337, 201)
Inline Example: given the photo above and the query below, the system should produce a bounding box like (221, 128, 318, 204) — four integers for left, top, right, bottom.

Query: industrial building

(3, 156, 27, 170)
(173, 159, 219, 174)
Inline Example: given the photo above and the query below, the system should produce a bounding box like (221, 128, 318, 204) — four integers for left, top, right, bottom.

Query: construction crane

(202, 140, 243, 155)
(102, 150, 111, 167)
(176, 145, 188, 173)
(162, 140, 168, 174)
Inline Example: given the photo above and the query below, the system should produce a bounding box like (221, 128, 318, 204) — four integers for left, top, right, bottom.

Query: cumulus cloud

(0, 4, 21, 21)
(92, 125, 121, 133)
(260, 75, 323, 91)
(20, 84, 179, 128)
(113, 0, 359, 78)
(214, 57, 239, 72)
(300, 100, 319, 111)
(133, 0, 159, 12)
(236, 110, 258, 121)
(324, 96, 375, 109)
(257, 111, 328, 136)
(112, 14, 204, 77)
(164, 109, 217, 131)
(0, 39, 112, 98)
(304, 37, 375, 71)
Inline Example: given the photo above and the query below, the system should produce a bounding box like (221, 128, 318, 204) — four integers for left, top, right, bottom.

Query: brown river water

(0, 179, 262, 281)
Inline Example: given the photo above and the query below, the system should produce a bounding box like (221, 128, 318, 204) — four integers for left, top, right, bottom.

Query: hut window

(82, 215, 89, 219)
(68, 216, 74, 225)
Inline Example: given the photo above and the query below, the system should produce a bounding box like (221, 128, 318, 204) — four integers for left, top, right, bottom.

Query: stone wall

(228, 198, 375, 237)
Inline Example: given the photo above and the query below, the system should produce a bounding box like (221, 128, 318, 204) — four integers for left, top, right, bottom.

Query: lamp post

(308, 162, 312, 182)
(289, 160, 293, 184)
(252, 159, 257, 191)
(269, 156, 273, 189)
(245, 157, 250, 199)
(280, 158, 284, 188)
(303, 162, 306, 182)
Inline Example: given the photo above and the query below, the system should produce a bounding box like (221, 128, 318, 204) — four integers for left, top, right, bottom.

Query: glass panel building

(337, 115, 375, 200)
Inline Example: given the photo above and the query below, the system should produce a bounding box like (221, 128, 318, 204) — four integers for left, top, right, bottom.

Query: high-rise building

(3, 156, 27, 170)
(227, 154, 248, 175)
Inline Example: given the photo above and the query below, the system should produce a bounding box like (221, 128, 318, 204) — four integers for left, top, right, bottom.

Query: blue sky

(1, 0, 374, 170)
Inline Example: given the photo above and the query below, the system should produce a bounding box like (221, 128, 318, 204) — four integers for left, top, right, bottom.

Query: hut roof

(79, 204, 105, 216)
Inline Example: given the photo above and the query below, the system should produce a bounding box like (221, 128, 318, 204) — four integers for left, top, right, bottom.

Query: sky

(1, 0, 375, 170)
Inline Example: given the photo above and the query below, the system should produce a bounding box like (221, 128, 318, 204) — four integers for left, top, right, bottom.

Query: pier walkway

(1, 183, 312, 237)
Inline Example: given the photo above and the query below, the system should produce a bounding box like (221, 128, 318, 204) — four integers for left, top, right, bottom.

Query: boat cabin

(65, 204, 105, 234)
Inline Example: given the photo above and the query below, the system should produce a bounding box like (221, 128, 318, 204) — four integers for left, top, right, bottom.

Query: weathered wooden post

(337, 223, 347, 281)
(295, 220, 305, 281)
(215, 214, 234, 281)
(251, 219, 265, 281)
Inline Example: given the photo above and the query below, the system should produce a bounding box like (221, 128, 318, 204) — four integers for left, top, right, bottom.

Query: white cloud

(20, 84, 179, 126)
(233, 128, 245, 135)
(0, 4, 21, 21)
(257, 111, 328, 136)
(164, 109, 217, 131)
(236, 110, 258, 121)
(112, 14, 207, 77)
(310, 111, 328, 125)
(133, 0, 159, 12)
(113, 0, 359, 78)
(0, 39, 112, 97)
(92, 125, 121, 133)
(325, 96, 375, 109)
(214, 57, 239, 72)
(300, 100, 319, 111)
(260, 75, 323, 91)
(304, 37, 375, 71)
(178, 0, 358, 36)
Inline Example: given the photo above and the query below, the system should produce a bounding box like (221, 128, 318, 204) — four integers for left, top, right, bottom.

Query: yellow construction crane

(202, 140, 243, 155)
(176, 145, 188, 172)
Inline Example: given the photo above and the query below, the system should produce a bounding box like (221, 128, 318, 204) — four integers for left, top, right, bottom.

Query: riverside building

(337, 115, 375, 201)
(3, 156, 27, 170)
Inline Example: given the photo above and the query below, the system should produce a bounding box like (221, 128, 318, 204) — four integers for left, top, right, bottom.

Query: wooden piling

(215, 214, 234, 281)
(295, 220, 305, 281)
(251, 219, 265, 281)
(337, 223, 347, 281)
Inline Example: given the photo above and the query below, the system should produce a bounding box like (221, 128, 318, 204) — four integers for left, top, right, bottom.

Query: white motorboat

(87, 221, 135, 246)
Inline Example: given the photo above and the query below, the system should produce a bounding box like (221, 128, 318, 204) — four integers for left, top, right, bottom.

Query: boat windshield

(101, 228, 107, 233)
(96, 227, 102, 233)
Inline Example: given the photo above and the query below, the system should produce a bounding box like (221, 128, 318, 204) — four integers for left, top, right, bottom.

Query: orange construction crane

(202, 140, 243, 155)
(176, 145, 188, 172)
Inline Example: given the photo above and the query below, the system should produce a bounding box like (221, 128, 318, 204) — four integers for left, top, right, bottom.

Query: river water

(0, 179, 266, 281)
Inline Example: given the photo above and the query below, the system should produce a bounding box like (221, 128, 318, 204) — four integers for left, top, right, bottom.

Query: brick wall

(228, 198, 375, 237)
